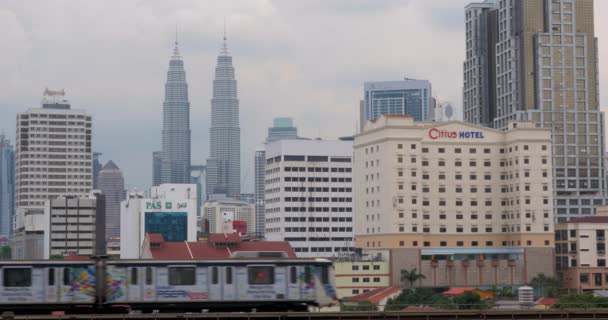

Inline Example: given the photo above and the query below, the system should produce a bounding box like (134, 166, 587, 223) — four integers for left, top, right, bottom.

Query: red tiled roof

(442, 287, 475, 295)
(345, 287, 401, 303)
(536, 297, 559, 306)
(64, 255, 90, 261)
(208, 233, 242, 245)
(566, 216, 608, 224)
(147, 233, 164, 244)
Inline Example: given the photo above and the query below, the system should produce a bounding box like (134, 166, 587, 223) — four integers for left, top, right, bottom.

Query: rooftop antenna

(172, 24, 181, 57)
(221, 17, 229, 55)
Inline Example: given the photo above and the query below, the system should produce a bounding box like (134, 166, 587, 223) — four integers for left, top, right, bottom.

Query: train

(0, 257, 337, 314)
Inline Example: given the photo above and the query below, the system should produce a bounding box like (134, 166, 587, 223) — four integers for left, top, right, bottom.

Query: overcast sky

(1, 0, 607, 192)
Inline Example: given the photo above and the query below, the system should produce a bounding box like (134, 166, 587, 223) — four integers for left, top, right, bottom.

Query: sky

(0, 0, 607, 192)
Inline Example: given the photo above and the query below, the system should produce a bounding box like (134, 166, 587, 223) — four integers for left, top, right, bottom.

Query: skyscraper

(206, 34, 241, 198)
(463, 0, 605, 222)
(361, 79, 432, 131)
(92, 152, 102, 189)
(160, 40, 191, 184)
(267, 117, 298, 142)
(13, 89, 93, 259)
(152, 151, 162, 187)
(0, 134, 15, 238)
(97, 160, 126, 239)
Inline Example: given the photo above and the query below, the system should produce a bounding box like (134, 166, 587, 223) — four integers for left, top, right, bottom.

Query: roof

(535, 297, 559, 306)
(208, 233, 242, 245)
(145, 233, 297, 259)
(148, 233, 164, 244)
(566, 216, 608, 224)
(102, 160, 119, 170)
(345, 287, 401, 304)
(442, 287, 475, 295)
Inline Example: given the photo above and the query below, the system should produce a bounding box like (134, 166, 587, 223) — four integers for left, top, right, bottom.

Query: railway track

(4, 310, 608, 320)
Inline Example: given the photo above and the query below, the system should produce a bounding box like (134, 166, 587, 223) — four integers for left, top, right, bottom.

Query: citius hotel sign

(428, 128, 485, 140)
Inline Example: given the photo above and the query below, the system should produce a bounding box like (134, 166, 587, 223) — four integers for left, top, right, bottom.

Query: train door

(274, 266, 287, 300)
(59, 267, 73, 303)
(222, 266, 235, 300)
(208, 266, 221, 300)
(45, 267, 59, 303)
(127, 267, 142, 301)
(286, 265, 300, 300)
(300, 265, 315, 300)
(143, 266, 156, 302)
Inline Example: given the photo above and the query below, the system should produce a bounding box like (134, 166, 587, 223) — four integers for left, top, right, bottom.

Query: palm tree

(401, 268, 427, 288)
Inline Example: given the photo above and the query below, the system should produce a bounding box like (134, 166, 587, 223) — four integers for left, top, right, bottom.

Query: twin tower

(154, 34, 240, 198)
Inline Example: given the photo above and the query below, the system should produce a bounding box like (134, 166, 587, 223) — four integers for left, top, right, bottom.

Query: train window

(169, 267, 195, 286)
(48, 268, 55, 286)
(145, 267, 152, 285)
(130, 268, 138, 285)
(211, 267, 219, 285)
(321, 266, 329, 284)
(304, 266, 312, 284)
(63, 268, 70, 285)
(226, 267, 233, 285)
(4, 268, 32, 287)
(290, 266, 297, 284)
(248, 266, 274, 285)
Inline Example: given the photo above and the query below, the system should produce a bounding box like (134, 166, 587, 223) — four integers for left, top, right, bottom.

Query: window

(4, 268, 32, 287)
(226, 267, 233, 284)
(169, 267, 196, 286)
(63, 268, 70, 286)
(290, 267, 297, 284)
(352, 265, 359, 271)
(130, 268, 138, 285)
(211, 266, 219, 284)
(48, 268, 55, 286)
(249, 266, 275, 285)
(321, 267, 330, 284)
(145, 267, 153, 285)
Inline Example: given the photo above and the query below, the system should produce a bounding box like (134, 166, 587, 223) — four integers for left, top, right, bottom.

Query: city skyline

(0, 0, 606, 190)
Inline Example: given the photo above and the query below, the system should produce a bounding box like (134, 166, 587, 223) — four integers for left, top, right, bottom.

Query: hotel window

(455, 148, 462, 153)
(399, 241, 404, 247)
(438, 160, 445, 166)
(398, 156, 403, 163)
(440, 241, 447, 247)
(455, 160, 462, 167)
(438, 148, 445, 153)
(422, 160, 429, 166)
(439, 214, 446, 220)
(410, 170, 416, 177)
(423, 241, 430, 247)
(455, 186, 463, 193)
(484, 148, 491, 154)
(440, 227, 446, 233)
(438, 173, 446, 180)
(422, 147, 429, 153)
(469, 161, 476, 167)
(457, 241, 464, 247)
(455, 173, 462, 180)
(398, 144, 403, 149)
(411, 157, 416, 163)
(471, 241, 478, 246)
(486, 227, 493, 232)
(456, 226, 463, 233)
(412, 241, 418, 246)
(471, 226, 478, 233)
(411, 144, 416, 149)
(469, 148, 476, 154)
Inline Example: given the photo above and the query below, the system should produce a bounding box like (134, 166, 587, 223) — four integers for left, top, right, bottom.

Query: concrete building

(206, 34, 241, 198)
(13, 89, 93, 259)
(152, 151, 162, 187)
(334, 259, 391, 298)
(202, 199, 255, 236)
(361, 79, 432, 131)
(354, 115, 555, 287)
(555, 207, 608, 291)
(463, 0, 605, 222)
(43, 193, 105, 259)
(267, 117, 298, 143)
(120, 184, 197, 259)
(97, 160, 125, 239)
(92, 152, 102, 189)
(0, 134, 15, 239)
(264, 139, 355, 258)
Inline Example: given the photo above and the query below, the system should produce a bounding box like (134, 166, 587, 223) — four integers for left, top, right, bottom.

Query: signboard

(428, 128, 485, 140)
(145, 201, 188, 210)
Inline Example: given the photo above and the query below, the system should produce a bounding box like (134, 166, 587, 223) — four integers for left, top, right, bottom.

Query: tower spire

(172, 24, 181, 58)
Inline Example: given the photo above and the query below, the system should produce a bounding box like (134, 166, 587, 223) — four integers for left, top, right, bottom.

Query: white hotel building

(264, 139, 354, 258)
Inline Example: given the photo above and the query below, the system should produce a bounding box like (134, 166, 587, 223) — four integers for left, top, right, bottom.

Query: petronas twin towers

(154, 33, 240, 198)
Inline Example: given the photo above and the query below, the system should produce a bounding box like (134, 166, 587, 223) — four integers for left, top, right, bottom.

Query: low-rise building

(334, 259, 391, 298)
(202, 199, 255, 236)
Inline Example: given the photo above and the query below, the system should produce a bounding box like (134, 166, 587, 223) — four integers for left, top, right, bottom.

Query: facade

(202, 199, 255, 236)
(43, 193, 105, 259)
(0, 134, 15, 238)
(92, 152, 102, 189)
(334, 260, 391, 298)
(13, 90, 93, 259)
(264, 139, 355, 258)
(463, 0, 605, 222)
(120, 184, 197, 259)
(206, 35, 241, 198)
(555, 208, 608, 291)
(361, 79, 432, 131)
(354, 115, 555, 287)
(152, 151, 162, 187)
(160, 41, 191, 184)
(97, 160, 126, 239)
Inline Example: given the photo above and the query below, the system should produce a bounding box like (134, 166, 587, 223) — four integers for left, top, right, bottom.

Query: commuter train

(0, 258, 337, 314)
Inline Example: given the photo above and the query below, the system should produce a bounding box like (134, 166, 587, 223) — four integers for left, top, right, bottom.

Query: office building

(206, 34, 241, 198)
(43, 193, 105, 259)
(354, 115, 555, 287)
(361, 79, 432, 131)
(264, 139, 355, 258)
(202, 199, 255, 236)
(160, 39, 191, 184)
(463, 0, 605, 222)
(97, 160, 126, 239)
(0, 134, 15, 238)
(92, 152, 102, 189)
(120, 184, 197, 259)
(152, 151, 162, 187)
(267, 117, 298, 142)
(13, 89, 93, 259)
(334, 258, 391, 298)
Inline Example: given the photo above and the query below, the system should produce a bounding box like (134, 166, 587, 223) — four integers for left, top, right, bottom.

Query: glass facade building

(144, 211, 188, 242)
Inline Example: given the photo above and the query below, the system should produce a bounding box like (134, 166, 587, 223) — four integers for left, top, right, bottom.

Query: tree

(0, 246, 10, 260)
(384, 288, 451, 311)
(553, 294, 608, 309)
(400, 268, 426, 288)
(453, 291, 491, 310)
(530, 274, 561, 298)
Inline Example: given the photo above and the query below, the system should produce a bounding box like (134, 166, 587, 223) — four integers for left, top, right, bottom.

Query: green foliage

(553, 294, 608, 309)
(384, 288, 450, 311)
(340, 301, 378, 311)
(0, 246, 10, 260)
(452, 291, 491, 310)
(400, 268, 426, 288)
(49, 254, 64, 260)
(530, 273, 561, 298)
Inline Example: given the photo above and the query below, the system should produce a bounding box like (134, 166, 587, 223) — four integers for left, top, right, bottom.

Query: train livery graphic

(0, 258, 337, 314)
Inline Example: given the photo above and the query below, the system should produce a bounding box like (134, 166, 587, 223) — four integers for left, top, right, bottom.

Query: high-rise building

(361, 79, 432, 131)
(152, 151, 162, 187)
(206, 34, 240, 198)
(354, 115, 555, 287)
(0, 134, 15, 238)
(267, 117, 298, 142)
(160, 40, 191, 184)
(264, 139, 355, 258)
(13, 89, 93, 259)
(43, 193, 106, 259)
(92, 152, 103, 189)
(97, 160, 126, 240)
(463, 0, 605, 222)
